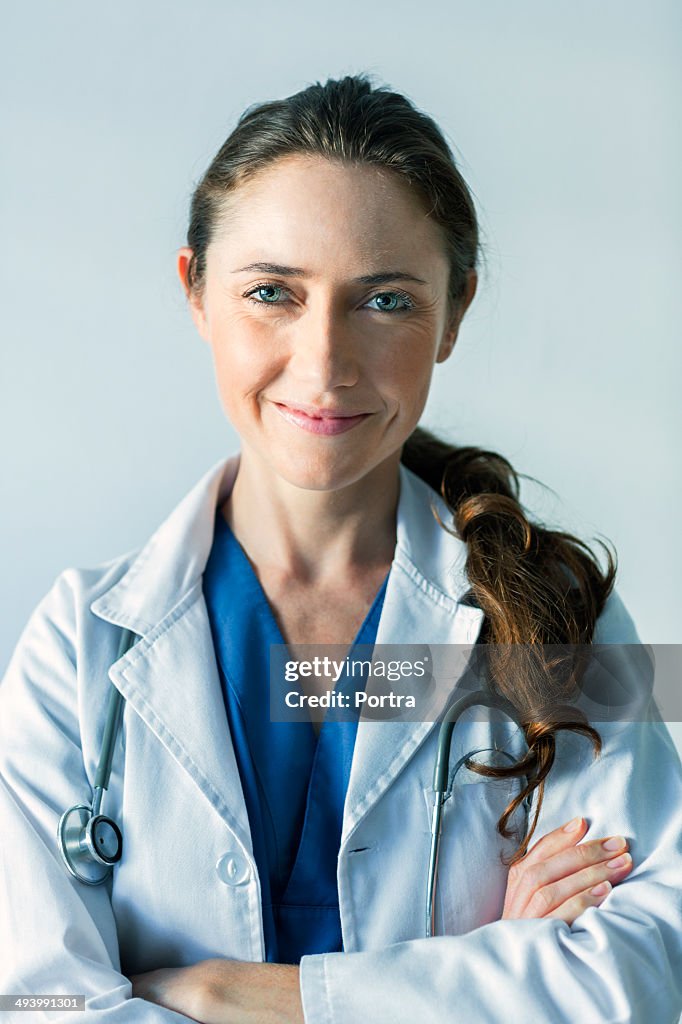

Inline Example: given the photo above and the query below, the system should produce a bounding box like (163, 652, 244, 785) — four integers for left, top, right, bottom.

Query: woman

(1, 75, 680, 1023)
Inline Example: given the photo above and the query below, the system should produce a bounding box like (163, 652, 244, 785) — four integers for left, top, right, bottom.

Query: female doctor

(1, 74, 681, 1023)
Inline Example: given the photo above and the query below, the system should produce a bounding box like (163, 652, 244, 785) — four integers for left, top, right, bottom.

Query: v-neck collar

(214, 508, 390, 663)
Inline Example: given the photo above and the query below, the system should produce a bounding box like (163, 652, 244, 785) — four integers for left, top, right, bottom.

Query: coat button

(215, 851, 251, 886)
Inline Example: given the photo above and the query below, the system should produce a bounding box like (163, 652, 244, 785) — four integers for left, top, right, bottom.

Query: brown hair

(184, 73, 616, 864)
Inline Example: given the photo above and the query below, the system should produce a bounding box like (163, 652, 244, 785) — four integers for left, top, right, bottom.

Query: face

(178, 154, 476, 492)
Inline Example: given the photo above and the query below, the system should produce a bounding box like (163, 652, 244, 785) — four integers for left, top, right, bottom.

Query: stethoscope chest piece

(57, 803, 123, 886)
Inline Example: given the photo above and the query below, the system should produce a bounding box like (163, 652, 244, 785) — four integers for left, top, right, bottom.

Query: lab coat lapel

(89, 453, 254, 852)
(341, 464, 484, 844)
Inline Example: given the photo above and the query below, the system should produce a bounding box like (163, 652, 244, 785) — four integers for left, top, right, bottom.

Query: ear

(177, 247, 210, 342)
(436, 269, 478, 364)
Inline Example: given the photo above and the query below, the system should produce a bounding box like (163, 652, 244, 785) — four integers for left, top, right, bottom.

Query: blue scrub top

(203, 508, 389, 964)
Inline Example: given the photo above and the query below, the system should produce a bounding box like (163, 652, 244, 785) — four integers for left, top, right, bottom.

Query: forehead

(209, 154, 448, 274)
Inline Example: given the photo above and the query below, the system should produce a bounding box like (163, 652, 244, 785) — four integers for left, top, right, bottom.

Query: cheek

(376, 336, 437, 411)
(211, 322, 282, 400)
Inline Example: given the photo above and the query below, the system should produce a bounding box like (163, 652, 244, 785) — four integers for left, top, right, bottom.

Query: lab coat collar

(90, 451, 484, 850)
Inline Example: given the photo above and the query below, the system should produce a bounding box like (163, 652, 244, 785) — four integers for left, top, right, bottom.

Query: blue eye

(366, 291, 414, 313)
(249, 284, 286, 304)
(245, 282, 416, 313)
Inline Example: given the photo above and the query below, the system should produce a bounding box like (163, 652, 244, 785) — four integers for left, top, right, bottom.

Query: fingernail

(603, 835, 627, 851)
(591, 880, 612, 897)
(607, 853, 632, 870)
(563, 817, 583, 832)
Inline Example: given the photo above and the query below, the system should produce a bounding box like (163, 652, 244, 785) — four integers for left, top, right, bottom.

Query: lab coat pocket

(422, 771, 524, 936)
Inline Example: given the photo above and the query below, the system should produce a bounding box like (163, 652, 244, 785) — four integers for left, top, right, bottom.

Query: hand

(502, 816, 633, 925)
(130, 958, 304, 1024)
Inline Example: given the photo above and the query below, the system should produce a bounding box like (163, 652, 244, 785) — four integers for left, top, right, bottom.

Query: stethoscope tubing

(426, 688, 526, 937)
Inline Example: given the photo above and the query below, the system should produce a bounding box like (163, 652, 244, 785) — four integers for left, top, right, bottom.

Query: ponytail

(402, 427, 616, 863)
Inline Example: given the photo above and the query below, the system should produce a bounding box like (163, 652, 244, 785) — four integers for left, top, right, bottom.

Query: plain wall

(2, 0, 680, 768)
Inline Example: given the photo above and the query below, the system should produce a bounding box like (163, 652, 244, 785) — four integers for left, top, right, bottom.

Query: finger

(527, 852, 633, 917)
(503, 819, 589, 915)
(504, 834, 631, 920)
(521, 834, 630, 896)
(520, 816, 588, 869)
(546, 877, 616, 926)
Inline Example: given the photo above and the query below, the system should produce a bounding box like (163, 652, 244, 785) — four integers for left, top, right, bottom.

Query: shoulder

(9, 452, 240, 650)
(13, 548, 142, 652)
(0, 550, 141, 734)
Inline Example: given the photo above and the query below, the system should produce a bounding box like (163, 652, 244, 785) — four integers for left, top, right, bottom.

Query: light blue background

(2, 2, 680, 759)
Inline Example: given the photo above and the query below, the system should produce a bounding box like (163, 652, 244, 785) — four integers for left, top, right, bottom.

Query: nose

(287, 300, 360, 389)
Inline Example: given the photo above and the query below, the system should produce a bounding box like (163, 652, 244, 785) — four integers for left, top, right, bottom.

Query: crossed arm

(130, 815, 633, 1023)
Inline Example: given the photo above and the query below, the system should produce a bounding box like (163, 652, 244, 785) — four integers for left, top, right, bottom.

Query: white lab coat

(1, 452, 681, 1024)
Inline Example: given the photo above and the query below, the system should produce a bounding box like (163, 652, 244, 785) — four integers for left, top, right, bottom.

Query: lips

(273, 401, 370, 436)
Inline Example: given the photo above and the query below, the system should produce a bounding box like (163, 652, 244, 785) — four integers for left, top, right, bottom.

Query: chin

(270, 447, 377, 493)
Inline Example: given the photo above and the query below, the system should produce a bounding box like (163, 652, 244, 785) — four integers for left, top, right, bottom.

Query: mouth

(272, 401, 371, 436)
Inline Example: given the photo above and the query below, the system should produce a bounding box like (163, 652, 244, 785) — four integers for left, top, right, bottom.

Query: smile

(273, 402, 371, 436)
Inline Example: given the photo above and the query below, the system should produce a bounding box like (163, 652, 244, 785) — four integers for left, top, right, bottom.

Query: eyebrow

(232, 261, 428, 286)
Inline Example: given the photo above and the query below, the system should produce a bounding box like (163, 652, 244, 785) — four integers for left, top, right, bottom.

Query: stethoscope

(57, 627, 137, 886)
(58, 628, 528, 939)
(425, 688, 528, 938)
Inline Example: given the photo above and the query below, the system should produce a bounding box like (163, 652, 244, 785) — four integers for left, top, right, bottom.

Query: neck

(221, 446, 401, 583)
